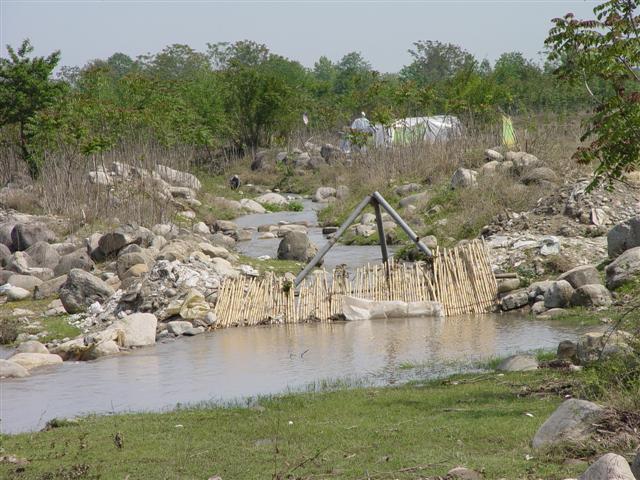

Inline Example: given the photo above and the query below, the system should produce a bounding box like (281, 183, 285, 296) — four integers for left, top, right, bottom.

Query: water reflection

(1, 314, 594, 433)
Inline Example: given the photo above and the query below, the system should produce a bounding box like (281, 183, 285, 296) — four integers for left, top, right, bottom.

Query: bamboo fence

(214, 239, 498, 326)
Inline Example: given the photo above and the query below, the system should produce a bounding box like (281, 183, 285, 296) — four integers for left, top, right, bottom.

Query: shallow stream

(0, 199, 594, 434)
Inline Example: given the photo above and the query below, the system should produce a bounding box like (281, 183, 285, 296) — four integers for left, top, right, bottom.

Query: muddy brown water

(1, 315, 595, 433)
(0, 200, 594, 434)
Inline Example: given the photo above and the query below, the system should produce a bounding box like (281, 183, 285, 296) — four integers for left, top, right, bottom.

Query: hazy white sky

(2, 1, 598, 72)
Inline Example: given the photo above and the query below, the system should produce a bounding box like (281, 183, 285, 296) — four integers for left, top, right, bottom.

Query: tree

(0, 39, 63, 178)
(546, 0, 640, 187)
(400, 41, 477, 86)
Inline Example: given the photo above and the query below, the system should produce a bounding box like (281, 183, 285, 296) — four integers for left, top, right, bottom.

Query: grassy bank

(0, 370, 611, 480)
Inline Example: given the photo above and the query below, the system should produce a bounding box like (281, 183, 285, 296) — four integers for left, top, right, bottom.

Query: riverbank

(0, 370, 623, 479)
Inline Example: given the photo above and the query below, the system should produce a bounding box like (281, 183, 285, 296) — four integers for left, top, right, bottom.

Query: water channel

(0, 199, 594, 434)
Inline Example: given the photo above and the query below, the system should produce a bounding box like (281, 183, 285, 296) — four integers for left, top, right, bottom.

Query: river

(0, 198, 593, 434)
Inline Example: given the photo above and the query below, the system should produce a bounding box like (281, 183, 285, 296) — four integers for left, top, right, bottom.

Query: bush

(0, 318, 20, 344)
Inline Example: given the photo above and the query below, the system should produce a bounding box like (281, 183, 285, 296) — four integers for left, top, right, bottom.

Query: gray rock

(571, 284, 612, 308)
(7, 273, 43, 292)
(5, 251, 32, 273)
(34, 275, 67, 300)
(54, 249, 94, 277)
(558, 265, 602, 289)
(632, 450, 639, 480)
(605, 246, 640, 290)
(544, 280, 574, 308)
(313, 187, 337, 202)
(531, 301, 547, 315)
(183, 326, 205, 336)
(577, 331, 630, 364)
(557, 340, 577, 362)
(423, 235, 438, 250)
(532, 399, 605, 449)
(507, 151, 543, 173)
(446, 466, 483, 479)
(578, 453, 635, 480)
(5, 286, 31, 301)
(167, 320, 193, 336)
(277, 231, 318, 263)
(11, 223, 56, 251)
(537, 308, 568, 319)
(484, 149, 503, 162)
(8, 352, 63, 370)
(0, 222, 16, 249)
(112, 312, 157, 347)
(116, 252, 148, 280)
(498, 277, 520, 294)
(155, 164, 201, 190)
(59, 269, 115, 313)
(497, 354, 538, 372)
(16, 340, 49, 354)
(501, 289, 529, 311)
(0, 243, 10, 267)
(97, 225, 151, 258)
(320, 144, 340, 162)
(239, 199, 266, 214)
(394, 183, 421, 196)
(521, 167, 558, 185)
(25, 241, 60, 270)
(528, 280, 554, 299)
(607, 216, 640, 258)
(480, 160, 500, 176)
(255, 192, 288, 206)
(0, 359, 29, 378)
(399, 191, 430, 208)
(450, 168, 478, 189)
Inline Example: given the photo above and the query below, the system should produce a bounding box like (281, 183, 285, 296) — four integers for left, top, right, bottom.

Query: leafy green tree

(401, 41, 477, 86)
(546, 0, 640, 187)
(0, 39, 63, 178)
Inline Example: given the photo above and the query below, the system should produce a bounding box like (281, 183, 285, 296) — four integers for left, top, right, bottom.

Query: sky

(1, 0, 599, 72)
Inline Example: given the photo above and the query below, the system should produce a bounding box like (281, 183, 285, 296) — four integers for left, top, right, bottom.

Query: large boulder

(277, 231, 318, 263)
(5, 251, 32, 274)
(578, 453, 636, 480)
(0, 359, 29, 378)
(605, 246, 640, 290)
(0, 222, 16, 249)
(239, 198, 266, 214)
(112, 313, 157, 347)
(34, 275, 67, 300)
(506, 151, 543, 173)
(632, 450, 639, 480)
(500, 290, 529, 311)
(7, 273, 42, 292)
(155, 164, 201, 190)
(313, 187, 337, 203)
(497, 355, 538, 372)
(116, 252, 149, 280)
(97, 225, 152, 258)
(532, 399, 605, 449)
(450, 168, 478, 189)
(0, 243, 10, 267)
(255, 192, 288, 207)
(59, 269, 115, 313)
(16, 340, 49, 354)
(520, 167, 558, 185)
(25, 241, 60, 270)
(10, 223, 56, 251)
(5, 286, 30, 301)
(167, 320, 193, 336)
(571, 284, 612, 308)
(54, 249, 94, 277)
(543, 280, 574, 308)
(607, 216, 640, 258)
(577, 331, 630, 364)
(8, 352, 63, 371)
(558, 265, 601, 289)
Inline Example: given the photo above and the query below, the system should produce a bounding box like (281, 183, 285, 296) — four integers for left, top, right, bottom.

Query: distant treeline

(2, 39, 600, 178)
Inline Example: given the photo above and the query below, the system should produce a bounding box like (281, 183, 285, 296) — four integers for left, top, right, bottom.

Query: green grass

(0, 371, 595, 480)
(262, 200, 304, 213)
(0, 299, 81, 344)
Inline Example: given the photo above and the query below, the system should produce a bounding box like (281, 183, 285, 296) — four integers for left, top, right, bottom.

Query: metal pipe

(294, 194, 373, 287)
(373, 200, 389, 278)
(372, 191, 433, 258)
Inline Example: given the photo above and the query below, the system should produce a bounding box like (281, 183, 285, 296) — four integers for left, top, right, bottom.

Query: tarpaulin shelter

(389, 116, 462, 145)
